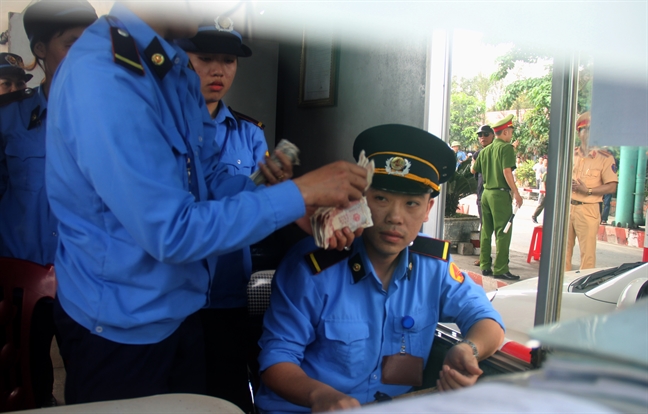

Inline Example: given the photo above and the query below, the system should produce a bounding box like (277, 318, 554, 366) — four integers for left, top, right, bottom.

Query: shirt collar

(213, 100, 236, 125)
(349, 238, 411, 285)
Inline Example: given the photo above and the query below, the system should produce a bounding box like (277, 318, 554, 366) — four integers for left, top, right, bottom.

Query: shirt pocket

(322, 320, 369, 378)
(581, 168, 601, 188)
(4, 137, 45, 192)
(394, 309, 438, 359)
(219, 145, 257, 176)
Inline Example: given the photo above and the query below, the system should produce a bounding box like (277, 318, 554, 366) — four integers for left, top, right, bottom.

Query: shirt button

(52, 232, 57, 236)
(95, 326, 103, 333)
(372, 374, 378, 380)
(198, 136, 203, 142)
(237, 159, 241, 164)
(174, 57, 180, 64)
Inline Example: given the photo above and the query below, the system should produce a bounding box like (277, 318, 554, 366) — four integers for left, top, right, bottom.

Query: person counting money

(256, 124, 505, 413)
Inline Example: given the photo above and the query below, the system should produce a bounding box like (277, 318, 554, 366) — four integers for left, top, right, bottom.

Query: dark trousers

(53, 298, 205, 405)
(601, 193, 613, 222)
(30, 298, 56, 407)
(200, 307, 252, 413)
(533, 196, 545, 220)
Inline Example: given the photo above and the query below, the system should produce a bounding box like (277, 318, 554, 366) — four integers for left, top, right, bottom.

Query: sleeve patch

(612, 163, 618, 173)
(449, 262, 464, 283)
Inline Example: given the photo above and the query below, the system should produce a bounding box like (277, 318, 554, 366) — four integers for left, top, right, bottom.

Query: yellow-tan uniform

(566, 148, 618, 270)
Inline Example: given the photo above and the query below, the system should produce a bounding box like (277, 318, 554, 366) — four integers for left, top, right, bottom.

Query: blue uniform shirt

(45, 3, 305, 344)
(0, 86, 58, 265)
(256, 235, 504, 413)
(209, 101, 268, 308)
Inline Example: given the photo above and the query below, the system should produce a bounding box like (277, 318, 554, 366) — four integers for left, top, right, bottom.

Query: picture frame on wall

(298, 31, 338, 107)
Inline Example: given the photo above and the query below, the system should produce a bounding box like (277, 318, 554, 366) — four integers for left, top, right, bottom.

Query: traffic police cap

(576, 111, 590, 131)
(176, 16, 252, 57)
(23, 0, 97, 54)
(0, 53, 33, 82)
(492, 114, 514, 132)
(353, 124, 456, 197)
(476, 124, 494, 135)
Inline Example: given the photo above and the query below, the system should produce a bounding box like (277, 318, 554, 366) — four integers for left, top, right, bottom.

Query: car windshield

(570, 262, 646, 293)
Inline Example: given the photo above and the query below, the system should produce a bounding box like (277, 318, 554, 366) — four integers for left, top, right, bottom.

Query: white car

(489, 262, 648, 344)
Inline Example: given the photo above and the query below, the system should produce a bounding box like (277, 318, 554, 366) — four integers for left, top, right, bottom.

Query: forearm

(589, 182, 617, 196)
(261, 362, 349, 409)
(463, 319, 505, 361)
(503, 168, 519, 197)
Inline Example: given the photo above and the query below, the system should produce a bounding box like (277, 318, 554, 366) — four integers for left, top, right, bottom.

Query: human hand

(295, 209, 364, 251)
(436, 343, 483, 392)
(258, 150, 293, 186)
(310, 388, 361, 412)
(514, 193, 523, 208)
(571, 178, 587, 194)
(293, 161, 368, 209)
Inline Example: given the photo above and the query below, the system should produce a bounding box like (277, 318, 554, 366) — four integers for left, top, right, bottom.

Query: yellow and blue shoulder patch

(110, 27, 144, 76)
(448, 262, 464, 284)
(230, 107, 265, 130)
(305, 248, 352, 275)
(409, 236, 450, 262)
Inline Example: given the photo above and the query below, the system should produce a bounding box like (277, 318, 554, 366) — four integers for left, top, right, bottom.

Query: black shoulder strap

(229, 107, 265, 130)
(144, 37, 173, 79)
(0, 88, 35, 108)
(305, 248, 352, 275)
(409, 236, 450, 262)
(110, 26, 144, 76)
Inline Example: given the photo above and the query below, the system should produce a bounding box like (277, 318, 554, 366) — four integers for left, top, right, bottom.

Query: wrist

(458, 339, 479, 359)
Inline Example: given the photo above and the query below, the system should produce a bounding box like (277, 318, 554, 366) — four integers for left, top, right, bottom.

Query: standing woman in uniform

(176, 17, 270, 412)
(0, 0, 97, 406)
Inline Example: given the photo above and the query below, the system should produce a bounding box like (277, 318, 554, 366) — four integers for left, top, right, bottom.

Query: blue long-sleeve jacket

(45, 3, 304, 344)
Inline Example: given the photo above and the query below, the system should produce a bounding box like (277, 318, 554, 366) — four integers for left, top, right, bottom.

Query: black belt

(485, 188, 510, 192)
(571, 200, 597, 205)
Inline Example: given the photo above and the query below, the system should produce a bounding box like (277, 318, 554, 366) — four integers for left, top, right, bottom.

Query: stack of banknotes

(311, 151, 375, 248)
(250, 139, 301, 185)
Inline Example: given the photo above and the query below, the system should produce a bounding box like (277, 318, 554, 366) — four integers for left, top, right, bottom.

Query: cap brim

(189, 33, 252, 57)
(0, 67, 32, 82)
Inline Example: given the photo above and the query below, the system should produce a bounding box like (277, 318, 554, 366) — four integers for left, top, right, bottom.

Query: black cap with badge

(353, 124, 456, 198)
(0, 53, 33, 82)
(176, 16, 252, 57)
(23, 0, 97, 54)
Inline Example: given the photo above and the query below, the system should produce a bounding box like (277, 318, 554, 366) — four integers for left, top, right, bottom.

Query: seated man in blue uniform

(256, 124, 506, 413)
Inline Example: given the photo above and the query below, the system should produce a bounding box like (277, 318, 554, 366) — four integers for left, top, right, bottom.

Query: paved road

(450, 194, 644, 282)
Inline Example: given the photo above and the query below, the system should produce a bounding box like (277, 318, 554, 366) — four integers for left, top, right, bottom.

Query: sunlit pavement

(450, 194, 644, 286)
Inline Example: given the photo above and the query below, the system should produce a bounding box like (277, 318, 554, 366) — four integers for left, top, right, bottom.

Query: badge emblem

(4, 54, 20, 68)
(449, 262, 464, 284)
(385, 156, 411, 176)
(215, 16, 234, 32)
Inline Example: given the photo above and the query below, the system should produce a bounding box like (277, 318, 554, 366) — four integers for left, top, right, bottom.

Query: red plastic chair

(0, 258, 56, 412)
(527, 225, 543, 263)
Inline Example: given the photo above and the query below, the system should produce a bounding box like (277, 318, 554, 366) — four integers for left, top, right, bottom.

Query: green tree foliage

(444, 158, 477, 217)
(491, 47, 593, 159)
(449, 91, 485, 151)
(514, 159, 536, 188)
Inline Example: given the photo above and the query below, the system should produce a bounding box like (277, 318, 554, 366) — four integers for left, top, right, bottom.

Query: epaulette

(0, 88, 35, 108)
(229, 107, 265, 130)
(110, 26, 144, 76)
(597, 149, 612, 157)
(409, 236, 450, 262)
(305, 248, 352, 275)
(144, 37, 173, 79)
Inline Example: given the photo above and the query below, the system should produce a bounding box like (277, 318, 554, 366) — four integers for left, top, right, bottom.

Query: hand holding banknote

(251, 139, 301, 186)
(309, 151, 375, 248)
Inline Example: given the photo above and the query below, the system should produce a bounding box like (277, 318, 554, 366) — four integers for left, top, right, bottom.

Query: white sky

(451, 29, 551, 82)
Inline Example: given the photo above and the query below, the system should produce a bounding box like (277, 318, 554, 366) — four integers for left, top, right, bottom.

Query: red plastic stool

(527, 225, 543, 263)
